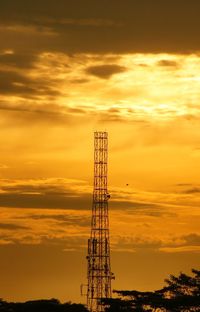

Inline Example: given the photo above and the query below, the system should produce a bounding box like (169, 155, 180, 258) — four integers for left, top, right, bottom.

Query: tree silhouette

(0, 299, 88, 312)
(1, 270, 199, 311)
(103, 269, 200, 311)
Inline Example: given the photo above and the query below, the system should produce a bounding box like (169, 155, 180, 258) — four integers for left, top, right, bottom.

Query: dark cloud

(0, 232, 87, 249)
(115, 233, 200, 253)
(176, 183, 193, 187)
(111, 200, 159, 211)
(115, 236, 162, 251)
(70, 78, 90, 84)
(157, 60, 179, 67)
(118, 202, 176, 218)
(94, 109, 148, 123)
(0, 223, 29, 230)
(0, 101, 137, 127)
(183, 233, 200, 246)
(0, 179, 163, 213)
(0, 180, 92, 210)
(0, 190, 91, 210)
(0, 52, 37, 69)
(28, 214, 91, 227)
(0, 101, 88, 126)
(85, 64, 126, 79)
(176, 182, 200, 193)
(180, 187, 200, 194)
(40, 235, 87, 249)
(0, 0, 200, 54)
(96, 112, 127, 123)
(0, 190, 156, 211)
(0, 69, 60, 97)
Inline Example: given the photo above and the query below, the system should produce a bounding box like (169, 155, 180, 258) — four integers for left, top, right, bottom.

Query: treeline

(1, 269, 199, 312)
(103, 269, 200, 311)
(0, 299, 88, 312)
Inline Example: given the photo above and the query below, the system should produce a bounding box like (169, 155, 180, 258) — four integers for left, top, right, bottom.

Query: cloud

(0, 178, 94, 212)
(57, 18, 121, 27)
(0, 178, 165, 212)
(0, 52, 37, 69)
(181, 187, 200, 194)
(0, 179, 199, 254)
(0, 0, 200, 54)
(113, 235, 162, 252)
(175, 183, 200, 194)
(85, 64, 126, 79)
(110, 200, 169, 217)
(1, 51, 200, 127)
(40, 235, 87, 250)
(0, 232, 88, 249)
(0, 69, 60, 97)
(0, 223, 29, 230)
(159, 233, 200, 253)
(160, 246, 200, 253)
(0, 178, 171, 215)
(0, 185, 91, 210)
(0, 100, 89, 127)
(183, 233, 200, 245)
(113, 232, 200, 253)
(157, 59, 179, 67)
(176, 183, 193, 187)
(28, 213, 91, 227)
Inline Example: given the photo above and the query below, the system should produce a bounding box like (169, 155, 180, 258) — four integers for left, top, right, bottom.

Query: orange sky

(0, 0, 200, 304)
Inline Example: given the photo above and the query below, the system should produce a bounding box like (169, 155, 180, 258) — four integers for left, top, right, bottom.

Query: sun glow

(9, 52, 197, 122)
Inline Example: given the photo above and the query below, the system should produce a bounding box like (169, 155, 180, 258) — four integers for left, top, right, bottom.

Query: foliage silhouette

(0, 299, 88, 312)
(103, 269, 200, 311)
(1, 269, 199, 311)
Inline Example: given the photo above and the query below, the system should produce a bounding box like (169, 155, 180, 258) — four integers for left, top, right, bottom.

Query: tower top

(94, 131, 108, 139)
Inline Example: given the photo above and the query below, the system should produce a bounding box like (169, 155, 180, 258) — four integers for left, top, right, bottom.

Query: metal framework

(86, 131, 114, 312)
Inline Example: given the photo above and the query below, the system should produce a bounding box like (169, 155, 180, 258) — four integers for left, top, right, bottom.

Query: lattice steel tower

(86, 131, 114, 312)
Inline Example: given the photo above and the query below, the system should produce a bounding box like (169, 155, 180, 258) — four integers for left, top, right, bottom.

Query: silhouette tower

(86, 131, 114, 312)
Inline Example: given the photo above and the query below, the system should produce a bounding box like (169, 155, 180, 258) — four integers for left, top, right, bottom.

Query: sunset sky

(0, 0, 200, 304)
